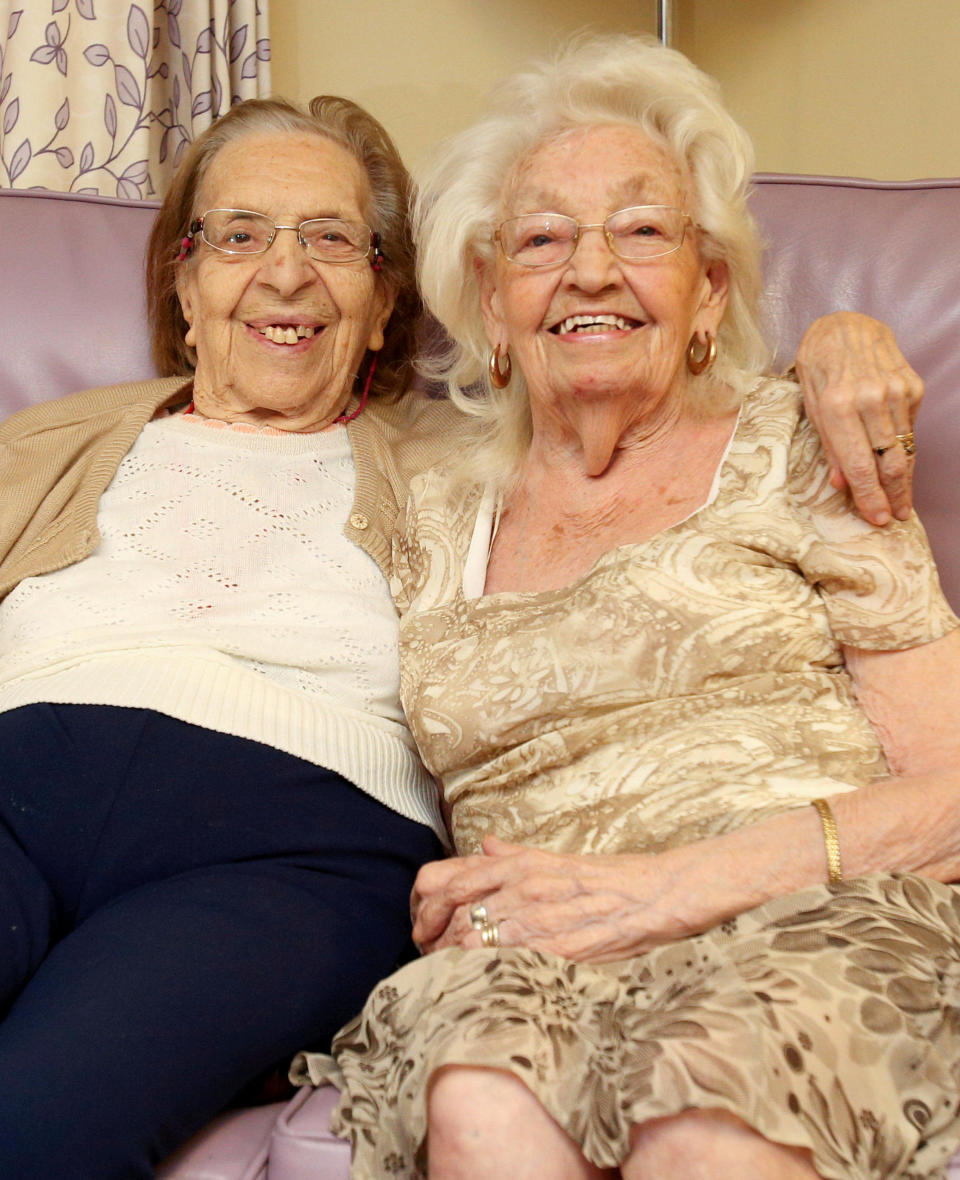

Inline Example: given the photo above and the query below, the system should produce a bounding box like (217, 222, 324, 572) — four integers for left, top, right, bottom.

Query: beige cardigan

(0, 377, 463, 600)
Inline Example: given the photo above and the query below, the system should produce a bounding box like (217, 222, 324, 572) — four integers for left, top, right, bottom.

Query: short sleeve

(788, 414, 959, 650)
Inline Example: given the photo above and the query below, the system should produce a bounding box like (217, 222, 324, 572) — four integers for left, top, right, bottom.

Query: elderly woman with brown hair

(294, 37, 960, 1180)
(0, 94, 460, 1178)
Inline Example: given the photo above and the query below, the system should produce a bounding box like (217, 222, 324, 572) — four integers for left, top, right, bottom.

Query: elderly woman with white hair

(293, 35, 960, 1180)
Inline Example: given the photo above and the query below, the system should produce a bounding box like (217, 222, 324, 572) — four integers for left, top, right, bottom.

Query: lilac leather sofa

(1, 176, 959, 1177)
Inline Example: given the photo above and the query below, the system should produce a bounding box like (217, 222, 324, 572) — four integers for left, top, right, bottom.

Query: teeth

(259, 324, 316, 344)
(557, 314, 638, 334)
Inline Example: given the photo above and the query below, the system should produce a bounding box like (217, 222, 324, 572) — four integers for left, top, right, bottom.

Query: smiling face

(175, 131, 394, 431)
(480, 124, 728, 421)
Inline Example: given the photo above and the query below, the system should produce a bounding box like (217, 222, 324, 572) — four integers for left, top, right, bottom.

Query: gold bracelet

(811, 798, 843, 884)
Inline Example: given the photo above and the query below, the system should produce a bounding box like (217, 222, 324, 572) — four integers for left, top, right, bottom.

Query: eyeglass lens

(498, 205, 687, 266)
(199, 209, 372, 262)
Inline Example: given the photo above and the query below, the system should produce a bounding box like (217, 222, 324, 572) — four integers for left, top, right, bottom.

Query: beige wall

(270, 0, 958, 181)
(268, 1, 657, 169)
(676, 0, 960, 180)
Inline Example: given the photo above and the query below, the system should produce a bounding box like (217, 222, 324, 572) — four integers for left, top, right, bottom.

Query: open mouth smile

(255, 323, 321, 345)
(551, 314, 644, 335)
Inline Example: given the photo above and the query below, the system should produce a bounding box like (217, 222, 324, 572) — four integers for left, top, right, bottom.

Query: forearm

(614, 640, 960, 950)
(830, 771, 960, 881)
(413, 770, 960, 963)
(657, 770, 960, 946)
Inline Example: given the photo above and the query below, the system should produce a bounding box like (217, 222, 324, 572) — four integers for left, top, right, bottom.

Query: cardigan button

(349, 512, 369, 530)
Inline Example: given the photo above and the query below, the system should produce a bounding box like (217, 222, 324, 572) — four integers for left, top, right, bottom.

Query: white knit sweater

(0, 415, 444, 838)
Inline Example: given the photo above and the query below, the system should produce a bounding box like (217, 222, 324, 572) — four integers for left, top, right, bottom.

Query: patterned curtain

(0, 0, 270, 198)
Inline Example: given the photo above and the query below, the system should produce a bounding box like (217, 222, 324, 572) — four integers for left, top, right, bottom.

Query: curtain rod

(657, 0, 673, 46)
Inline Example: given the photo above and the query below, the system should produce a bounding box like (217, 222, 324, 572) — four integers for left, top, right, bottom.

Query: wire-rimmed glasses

(494, 204, 692, 268)
(188, 208, 380, 265)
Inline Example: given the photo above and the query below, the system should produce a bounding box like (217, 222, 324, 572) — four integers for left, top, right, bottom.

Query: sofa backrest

(749, 174, 960, 612)
(0, 188, 160, 409)
(1, 177, 958, 610)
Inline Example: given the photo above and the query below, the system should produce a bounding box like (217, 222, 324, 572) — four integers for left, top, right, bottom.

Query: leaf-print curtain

(0, 0, 270, 198)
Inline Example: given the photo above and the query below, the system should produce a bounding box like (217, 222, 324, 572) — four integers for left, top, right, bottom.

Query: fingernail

(873, 510, 891, 526)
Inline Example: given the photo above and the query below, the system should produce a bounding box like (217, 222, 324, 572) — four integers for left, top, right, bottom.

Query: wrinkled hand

(411, 836, 692, 963)
(795, 312, 922, 525)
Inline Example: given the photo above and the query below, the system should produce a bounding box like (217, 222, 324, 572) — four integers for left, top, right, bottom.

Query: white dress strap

(462, 484, 500, 600)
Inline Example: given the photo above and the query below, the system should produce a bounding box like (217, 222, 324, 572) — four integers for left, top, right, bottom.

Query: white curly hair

(414, 33, 772, 482)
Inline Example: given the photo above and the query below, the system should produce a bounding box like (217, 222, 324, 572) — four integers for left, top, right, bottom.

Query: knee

(427, 1066, 532, 1155)
(428, 1066, 500, 1152)
(630, 1107, 740, 1164)
(627, 1108, 820, 1180)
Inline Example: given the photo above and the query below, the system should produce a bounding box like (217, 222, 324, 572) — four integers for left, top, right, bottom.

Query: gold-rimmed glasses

(494, 204, 692, 268)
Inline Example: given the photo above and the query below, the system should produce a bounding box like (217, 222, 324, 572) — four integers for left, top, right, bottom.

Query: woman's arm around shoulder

(795, 312, 922, 526)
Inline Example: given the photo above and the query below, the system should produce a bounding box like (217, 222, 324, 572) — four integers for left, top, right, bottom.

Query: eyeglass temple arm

(371, 231, 385, 271)
(177, 218, 203, 261)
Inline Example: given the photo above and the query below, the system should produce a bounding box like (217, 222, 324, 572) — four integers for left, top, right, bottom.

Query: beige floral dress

(293, 380, 960, 1179)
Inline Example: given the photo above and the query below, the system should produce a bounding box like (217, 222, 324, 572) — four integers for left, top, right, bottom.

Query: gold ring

(469, 903, 488, 930)
(875, 432, 917, 458)
(480, 919, 501, 948)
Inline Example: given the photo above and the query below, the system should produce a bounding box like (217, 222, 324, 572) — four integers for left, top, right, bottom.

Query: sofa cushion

(155, 1101, 285, 1180)
(267, 1086, 350, 1178)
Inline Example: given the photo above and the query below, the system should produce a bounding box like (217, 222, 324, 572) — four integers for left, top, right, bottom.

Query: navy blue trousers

(0, 704, 443, 1179)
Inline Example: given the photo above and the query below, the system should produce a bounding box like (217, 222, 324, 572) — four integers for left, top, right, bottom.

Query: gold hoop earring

(488, 345, 512, 389)
(686, 333, 716, 376)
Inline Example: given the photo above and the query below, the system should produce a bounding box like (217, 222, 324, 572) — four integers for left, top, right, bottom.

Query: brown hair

(146, 95, 420, 401)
